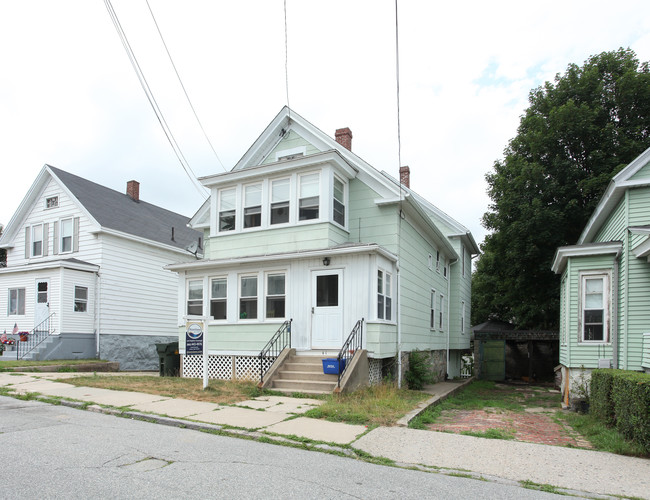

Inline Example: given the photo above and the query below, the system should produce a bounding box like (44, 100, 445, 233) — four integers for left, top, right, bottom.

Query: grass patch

(461, 428, 516, 440)
(0, 359, 108, 369)
(60, 374, 276, 405)
(519, 480, 565, 495)
(410, 381, 560, 429)
(304, 382, 429, 426)
(557, 411, 648, 457)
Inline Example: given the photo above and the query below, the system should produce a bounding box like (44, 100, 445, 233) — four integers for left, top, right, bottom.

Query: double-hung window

(239, 275, 257, 319)
(377, 270, 392, 320)
(219, 188, 236, 232)
(581, 274, 608, 342)
(461, 301, 466, 333)
(439, 294, 444, 330)
(32, 224, 44, 257)
(430, 290, 436, 329)
(270, 179, 290, 225)
(436, 251, 440, 272)
(60, 218, 73, 253)
(187, 280, 203, 316)
(8, 288, 25, 315)
(266, 273, 286, 318)
(210, 278, 227, 320)
(333, 177, 345, 226)
(299, 173, 319, 221)
(74, 286, 88, 312)
(243, 184, 262, 229)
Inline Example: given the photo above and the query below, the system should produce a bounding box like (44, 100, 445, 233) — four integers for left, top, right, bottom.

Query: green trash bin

(155, 342, 180, 376)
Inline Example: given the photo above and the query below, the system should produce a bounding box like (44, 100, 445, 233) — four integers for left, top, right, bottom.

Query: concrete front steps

(269, 354, 339, 395)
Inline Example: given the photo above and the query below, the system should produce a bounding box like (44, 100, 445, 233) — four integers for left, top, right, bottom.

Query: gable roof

(579, 146, 650, 244)
(0, 165, 201, 253)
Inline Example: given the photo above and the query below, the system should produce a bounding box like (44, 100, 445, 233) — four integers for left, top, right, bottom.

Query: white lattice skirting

(182, 354, 276, 381)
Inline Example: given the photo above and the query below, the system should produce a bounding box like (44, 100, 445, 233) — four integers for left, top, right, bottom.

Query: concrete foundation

(100, 334, 177, 371)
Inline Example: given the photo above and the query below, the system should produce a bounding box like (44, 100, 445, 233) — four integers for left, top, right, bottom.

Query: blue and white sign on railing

(185, 321, 204, 355)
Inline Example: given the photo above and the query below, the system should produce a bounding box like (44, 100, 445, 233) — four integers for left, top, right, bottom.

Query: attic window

(275, 146, 306, 162)
(46, 196, 59, 209)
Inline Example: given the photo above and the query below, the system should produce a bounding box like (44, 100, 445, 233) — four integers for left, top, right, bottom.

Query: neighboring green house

(167, 107, 479, 390)
(552, 146, 650, 405)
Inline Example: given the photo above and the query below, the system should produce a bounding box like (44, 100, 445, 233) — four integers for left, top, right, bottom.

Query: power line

(284, 0, 290, 120)
(145, 0, 226, 172)
(104, 0, 208, 199)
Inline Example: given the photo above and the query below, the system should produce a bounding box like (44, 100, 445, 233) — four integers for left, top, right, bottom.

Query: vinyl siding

(98, 234, 184, 337)
(261, 130, 320, 165)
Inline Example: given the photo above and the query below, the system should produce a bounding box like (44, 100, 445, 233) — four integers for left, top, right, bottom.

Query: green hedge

(591, 369, 650, 453)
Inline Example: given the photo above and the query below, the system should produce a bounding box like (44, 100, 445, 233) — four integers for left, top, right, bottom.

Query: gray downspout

(95, 272, 101, 358)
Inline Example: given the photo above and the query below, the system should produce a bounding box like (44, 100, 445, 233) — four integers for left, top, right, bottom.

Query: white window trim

(332, 175, 346, 229)
(74, 285, 88, 313)
(439, 294, 445, 331)
(242, 182, 263, 230)
(430, 289, 436, 330)
(8, 288, 26, 316)
(45, 196, 59, 209)
(298, 171, 321, 224)
(579, 271, 611, 344)
(436, 250, 440, 272)
(377, 269, 393, 322)
(265, 271, 287, 320)
(60, 217, 74, 254)
(238, 273, 259, 321)
(275, 146, 306, 161)
(31, 223, 44, 257)
(209, 276, 228, 322)
(461, 301, 466, 334)
(186, 279, 204, 317)
(269, 177, 291, 227)
(218, 187, 237, 233)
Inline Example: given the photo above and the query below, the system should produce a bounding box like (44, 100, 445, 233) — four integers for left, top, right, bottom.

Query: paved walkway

(0, 372, 648, 498)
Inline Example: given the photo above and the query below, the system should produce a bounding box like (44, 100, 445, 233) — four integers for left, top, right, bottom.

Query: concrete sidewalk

(0, 372, 648, 499)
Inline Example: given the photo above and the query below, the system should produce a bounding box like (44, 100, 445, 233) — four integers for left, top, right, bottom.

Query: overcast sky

(1, 1, 649, 248)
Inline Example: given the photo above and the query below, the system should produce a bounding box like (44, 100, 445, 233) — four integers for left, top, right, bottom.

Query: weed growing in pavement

(519, 480, 566, 495)
(461, 428, 516, 440)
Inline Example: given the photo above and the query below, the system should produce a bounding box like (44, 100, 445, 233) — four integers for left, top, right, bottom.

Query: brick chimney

(335, 127, 353, 151)
(399, 166, 410, 188)
(126, 180, 140, 202)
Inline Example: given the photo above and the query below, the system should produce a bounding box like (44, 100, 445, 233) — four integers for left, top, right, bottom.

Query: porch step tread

(277, 370, 338, 381)
(282, 363, 324, 373)
(272, 379, 337, 392)
(269, 388, 333, 396)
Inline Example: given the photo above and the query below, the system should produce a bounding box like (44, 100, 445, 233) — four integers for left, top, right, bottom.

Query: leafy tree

(473, 48, 650, 329)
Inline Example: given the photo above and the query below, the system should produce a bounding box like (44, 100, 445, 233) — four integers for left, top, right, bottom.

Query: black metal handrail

(337, 318, 364, 388)
(17, 313, 56, 360)
(259, 319, 292, 384)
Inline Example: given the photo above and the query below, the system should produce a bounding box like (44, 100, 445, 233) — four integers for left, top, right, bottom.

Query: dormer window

(270, 178, 290, 225)
(243, 184, 262, 229)
(299, 173, 319, 221)
(46, 196, 58, 209)
(219, 188, 236, 232)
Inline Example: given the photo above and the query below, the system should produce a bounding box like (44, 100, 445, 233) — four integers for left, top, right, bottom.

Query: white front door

(34, 279, 50, 330)
(311, 270, 343, 349)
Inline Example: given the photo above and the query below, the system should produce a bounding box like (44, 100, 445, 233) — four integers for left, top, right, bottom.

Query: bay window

(243, 184, 262, 228)
(333, 177, 345, 226)
(74, 286, 88, 313)
(270, 178, 290, 225)
(219, 188, 236, 232)
(377, 270, 392, 320)
(299, 173, 319, 220)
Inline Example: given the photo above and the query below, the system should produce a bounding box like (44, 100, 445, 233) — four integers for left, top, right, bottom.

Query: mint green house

(552, 147, 650, 405)
(167, 107, 478, 391)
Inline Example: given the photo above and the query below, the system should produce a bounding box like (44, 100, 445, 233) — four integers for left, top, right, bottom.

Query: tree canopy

(472, 48, 650, 329)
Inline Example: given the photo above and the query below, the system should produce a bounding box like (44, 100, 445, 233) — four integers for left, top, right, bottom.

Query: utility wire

(104, 0, 208, 199)
(145, 0, 226, 172)
(284, 0, 290, 120)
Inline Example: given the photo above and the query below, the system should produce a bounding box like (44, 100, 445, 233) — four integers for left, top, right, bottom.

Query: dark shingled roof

(49, 166, 202, 251)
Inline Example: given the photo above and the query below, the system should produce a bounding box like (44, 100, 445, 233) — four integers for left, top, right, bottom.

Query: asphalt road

(0, 396, 567, 499)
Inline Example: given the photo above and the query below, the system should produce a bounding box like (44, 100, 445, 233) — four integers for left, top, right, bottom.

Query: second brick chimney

(127, 180, 140, 202)
(335, 127, 353, 151)
(399, 166, 410, 188)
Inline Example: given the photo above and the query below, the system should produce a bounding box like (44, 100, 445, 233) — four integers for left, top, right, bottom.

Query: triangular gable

(579, 147, 650, 244)
(0, 165, 101, 248)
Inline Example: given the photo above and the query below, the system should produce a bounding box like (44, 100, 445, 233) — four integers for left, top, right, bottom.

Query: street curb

(396, 378, 474, 427)
(0, 362, 120, 373)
